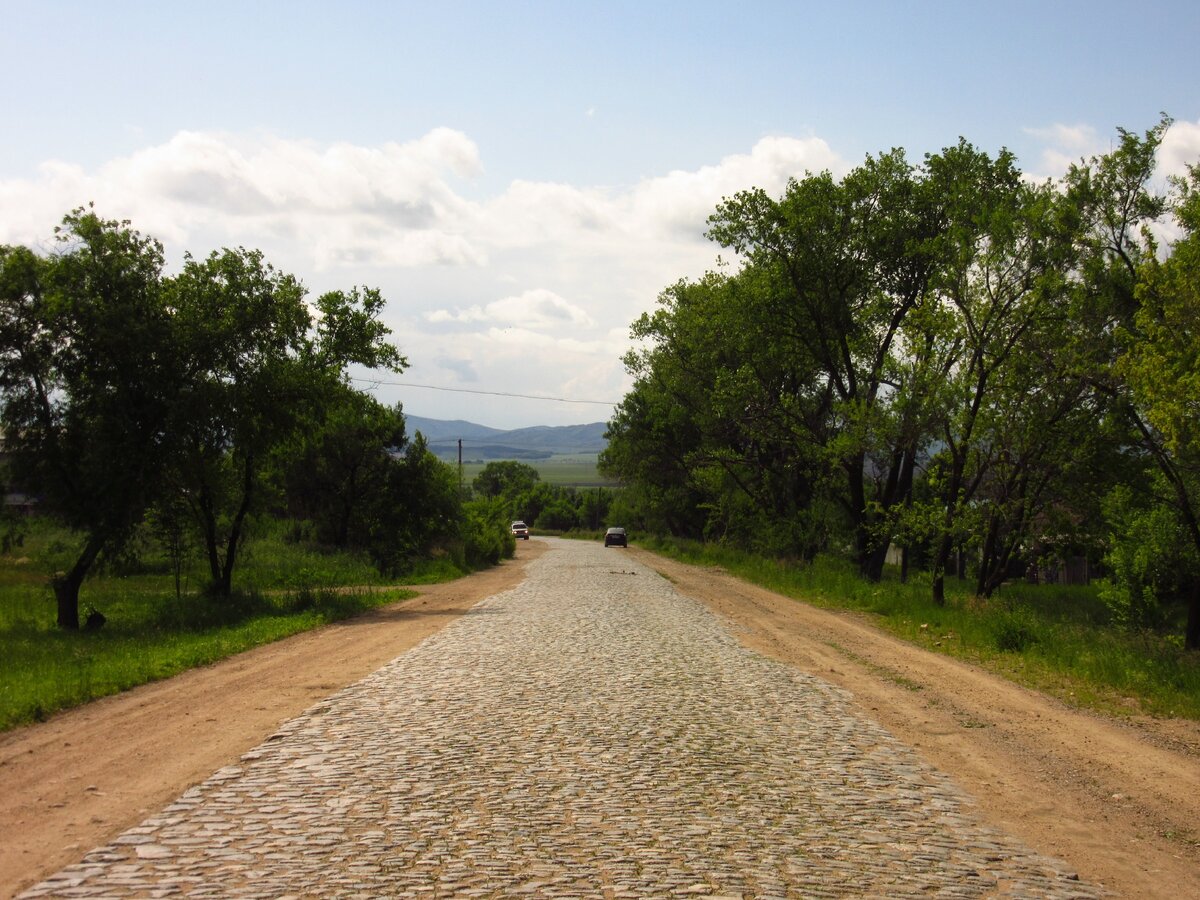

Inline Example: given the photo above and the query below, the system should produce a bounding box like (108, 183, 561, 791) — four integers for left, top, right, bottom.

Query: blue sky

(3, 1, 1199, 428)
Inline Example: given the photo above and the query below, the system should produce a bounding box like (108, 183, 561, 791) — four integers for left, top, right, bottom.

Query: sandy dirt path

(629, 548, 1200, 899)
(0, 541, 546, 898)
(2, 537, 1197, 898)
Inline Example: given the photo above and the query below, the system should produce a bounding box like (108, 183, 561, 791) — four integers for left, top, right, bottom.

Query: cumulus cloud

(0, 127, 855, 426)
(434, 355, 479, 383)
(1022, 119, 1200, 186)
(1159, 118, 1200, 180)
(625, 135, 844, 237)
(1, 128, 841, 273)
(426, 288, 594, 331)
(1021, 123, 1105, 180)
(1024, 123, 1100, 153)
(477, 134, 843, 249)
(0, 128, 485, 268)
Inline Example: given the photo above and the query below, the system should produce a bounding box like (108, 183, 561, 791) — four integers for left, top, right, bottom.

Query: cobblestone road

(21, 539, 1099, 898)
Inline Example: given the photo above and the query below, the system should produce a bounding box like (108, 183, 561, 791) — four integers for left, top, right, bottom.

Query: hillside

(405, 415, 608, 461)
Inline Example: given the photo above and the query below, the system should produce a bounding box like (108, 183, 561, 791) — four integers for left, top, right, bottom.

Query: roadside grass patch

(0, 519, 425, 732)
(641, 535, 1200, 720)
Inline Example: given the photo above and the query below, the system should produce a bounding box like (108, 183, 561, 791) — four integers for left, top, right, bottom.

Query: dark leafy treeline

(0, 207, 510, 630)
(470, 460, 615, 531)
(600, 119, 1200, 649)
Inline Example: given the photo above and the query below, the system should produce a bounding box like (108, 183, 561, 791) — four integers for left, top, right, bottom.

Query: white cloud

(0, 128, 485, 269)
(0, 127, 852, 426)
(477, 134, 843, 249)
(434, 355, 479, 383)
(1021, 123, 1105, 180)
(1159, 118, 1200, 181)
(426, 288, 594, 331)
(626, 135, 843, 237)
(1024, 123, 1100, 152)
(1022, 119, 1200, 187)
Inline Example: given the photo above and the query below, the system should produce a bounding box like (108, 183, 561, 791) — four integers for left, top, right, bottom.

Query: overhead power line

(350, 377, 619, 407)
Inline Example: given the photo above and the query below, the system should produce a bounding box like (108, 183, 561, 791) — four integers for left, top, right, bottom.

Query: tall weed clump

(458, 496, 517, 568)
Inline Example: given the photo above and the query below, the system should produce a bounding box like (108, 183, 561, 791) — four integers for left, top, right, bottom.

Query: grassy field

(0, 518, 426, 732)
(460, 454, 619, 488)
(637, 535, 1200, 720)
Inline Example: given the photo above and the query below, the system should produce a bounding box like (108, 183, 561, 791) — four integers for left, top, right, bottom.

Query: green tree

(460, 494, 517, 567)
(1055, 117, 1200, 648)
(283, 387, 407, 548)
(1115, 160, 1200, 647)
(167, 248, 405, 596)
(472, 460, 540, 500)
(0, 209, 177, 628)
(913, 145, 1077, 605)
(600, 357, 709, 539)
(536, 498, 579, 531)
(367, 433, 462, 573)
(706, 150, 942, 575)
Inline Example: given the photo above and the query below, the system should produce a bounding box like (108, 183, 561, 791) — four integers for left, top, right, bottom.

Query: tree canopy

(0, 210, 409, 626)
(602, 117, 1200, 649)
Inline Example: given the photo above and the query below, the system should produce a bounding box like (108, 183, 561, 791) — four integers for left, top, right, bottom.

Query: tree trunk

(846, 455, 873, 578)
(976, 516, 999, 596)
(215, 453, 256, 598)
(53, 575, 83, 631)
(52, 531, 107, 630)
(862, 541, 890, 582)
(1187, 577, 1200, 652)
(931, 533, 953, 607)
(195, 485, 222, 589)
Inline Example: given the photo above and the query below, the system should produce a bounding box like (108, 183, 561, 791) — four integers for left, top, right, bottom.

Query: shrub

(991, 609, 1040, 652)
(459, 497, 515, 568)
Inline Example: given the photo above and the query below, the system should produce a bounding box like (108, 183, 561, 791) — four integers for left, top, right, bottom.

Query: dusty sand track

(630, 547, 1200, 898)
(1, 537, 1197, 897)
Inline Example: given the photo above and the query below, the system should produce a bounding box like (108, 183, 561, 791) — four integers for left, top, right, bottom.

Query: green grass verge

(459, 454, 619, 487)
(640, 535, 1200, 721)
(0, 519, 429, 732)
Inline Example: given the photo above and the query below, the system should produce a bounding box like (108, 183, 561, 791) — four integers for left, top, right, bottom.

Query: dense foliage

(601, 119, 1200, 649)
(471, 461, 616, 532)
(0, 208, 512, 628)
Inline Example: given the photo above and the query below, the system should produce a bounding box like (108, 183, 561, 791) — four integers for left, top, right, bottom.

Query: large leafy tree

(1115, 161, 1200, 647)
(166, 248, 406, 596)
(1052, 117, 1200, 648)
(911, 145, 1080, 605)
(0, 209, 178, 628)
(706, 150, 942, 575)
(605, 118, 1200, 648)
(609, 269, 833, 554)
(472, 460, 540, 501)
(282, 385, 407, 548)
(368, 432, 463, 573)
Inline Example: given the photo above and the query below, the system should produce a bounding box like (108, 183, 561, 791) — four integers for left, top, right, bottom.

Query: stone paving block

(21, 539, 1102, 898)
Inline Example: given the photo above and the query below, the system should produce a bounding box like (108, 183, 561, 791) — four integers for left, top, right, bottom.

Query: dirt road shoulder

(4, 539, 1198, 898)
(632, 547, 1200, 898)
(0, 540, 546, 898)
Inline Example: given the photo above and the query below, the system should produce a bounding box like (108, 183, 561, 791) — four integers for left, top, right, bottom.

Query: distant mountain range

(405, 415, 608, 461)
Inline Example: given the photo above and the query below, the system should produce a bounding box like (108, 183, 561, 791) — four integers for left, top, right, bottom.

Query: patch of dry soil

(0, 541, 546, 898)
(2, 538, 1197, 898)
(630, 548, 1200, 899)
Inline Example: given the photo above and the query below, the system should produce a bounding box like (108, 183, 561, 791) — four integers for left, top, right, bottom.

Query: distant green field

(459, 454, 619, 488)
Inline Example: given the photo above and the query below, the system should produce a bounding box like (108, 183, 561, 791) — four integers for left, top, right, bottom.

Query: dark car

(604, 526, 627, 547)
(511, 520, 530, 540)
